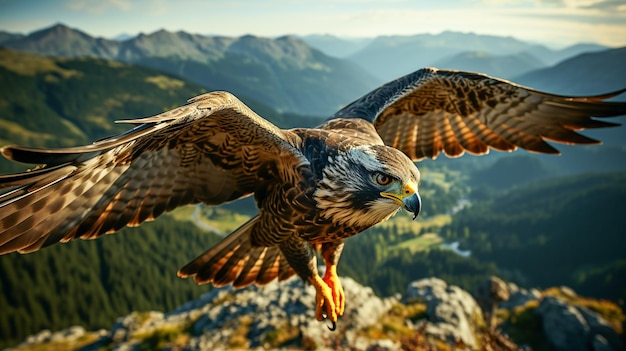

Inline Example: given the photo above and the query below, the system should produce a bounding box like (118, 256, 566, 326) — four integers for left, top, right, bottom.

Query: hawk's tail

(177, 215, 295, 288)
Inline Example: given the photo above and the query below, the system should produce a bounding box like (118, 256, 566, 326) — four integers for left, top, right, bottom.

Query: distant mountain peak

(239, 33, 260, 40)
(276, 34, 299, 41)
(5, 23, 118, 59)
(30, 23, 91, 39)
(42, 22, 72, 31)
(111, 33, 135, 41)
(274, 35, 313, 49)
(153, 28, 170, 34)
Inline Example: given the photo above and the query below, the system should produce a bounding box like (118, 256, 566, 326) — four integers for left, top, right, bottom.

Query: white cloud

(576, 0, 626, 12)
(480, 0, 563, 6)
(480, 0, 626, 12)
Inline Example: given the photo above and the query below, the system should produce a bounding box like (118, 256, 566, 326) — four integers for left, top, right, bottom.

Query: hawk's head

(314, 144, 421, 229)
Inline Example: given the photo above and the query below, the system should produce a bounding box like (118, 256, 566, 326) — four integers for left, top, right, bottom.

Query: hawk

(1, 68, 625, 328)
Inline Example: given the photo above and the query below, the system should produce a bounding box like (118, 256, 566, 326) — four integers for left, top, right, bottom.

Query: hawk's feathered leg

(278, 236, 339, 323)
(321, 241, 345, 322)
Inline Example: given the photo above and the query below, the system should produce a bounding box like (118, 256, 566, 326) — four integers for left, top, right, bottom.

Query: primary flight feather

(1, 67, 625, 326)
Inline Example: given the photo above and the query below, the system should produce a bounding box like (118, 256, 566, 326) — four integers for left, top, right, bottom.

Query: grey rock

(64, 325, 86, 339)
(406, 277, 484, 349)
(579, 307, 616, 333)
(111, 311, 164, 332)
(18, 326, 87, 348)
(365, 339, 400, 351)
(111, 343, 139, 351)
(110, 326, 128, 343)
(593, 335, 614, 351)
(499, 286, 541, 310)
(475, 276, 510, 307)
(578, 306, 623, 351)
(536, 296, 623, 351)
(559, 286, 578, 298)
(504, 282, 520, 297)
(475, 276, 510, 329)
(22, 329, 52, 346)
(536, 297, 590, 351)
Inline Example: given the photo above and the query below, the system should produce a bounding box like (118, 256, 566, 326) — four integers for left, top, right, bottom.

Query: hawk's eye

(373, 172, 393, 186)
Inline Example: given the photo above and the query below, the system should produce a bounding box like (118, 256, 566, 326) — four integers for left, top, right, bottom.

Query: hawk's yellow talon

(322, 264, 345, 317)
(309, 275, 337, 322)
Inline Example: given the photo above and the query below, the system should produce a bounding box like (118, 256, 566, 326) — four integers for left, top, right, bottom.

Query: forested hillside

(0, 48, 205, 150)
(0, 214, 220, 349)
(444, 172, 626, 302)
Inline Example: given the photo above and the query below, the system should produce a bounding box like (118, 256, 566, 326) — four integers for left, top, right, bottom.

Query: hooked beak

(401, 180, 421, 220)
(403, 192, 421, 220)
(381, 180, 422, 220)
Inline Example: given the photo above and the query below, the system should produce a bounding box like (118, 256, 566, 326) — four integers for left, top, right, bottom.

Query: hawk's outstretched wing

(331, 68, 626, 160)
(0, 91, 306, 255)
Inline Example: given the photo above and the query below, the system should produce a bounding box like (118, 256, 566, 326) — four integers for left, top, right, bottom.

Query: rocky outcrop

(490, 281, 625, 351)
(475, 275, 511, 329)
(498, 281, 542, 310)
(406, 277, 485, 349)
(11, 276, 491, 351)
(176, 276, 397, 350)
(13, 276, 398, 351)
(536, 296, 623, 351)
(9, 276, 624, 351)
(20, 326, 88, 345)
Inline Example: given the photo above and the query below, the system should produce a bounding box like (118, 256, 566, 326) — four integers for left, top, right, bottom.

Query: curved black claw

(321, 311, 337, 331)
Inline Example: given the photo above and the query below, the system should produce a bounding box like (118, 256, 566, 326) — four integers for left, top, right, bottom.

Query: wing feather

(330, 68, 626, 160)
(277, 254, 295, 281)
(255, 248, 283, 285)
(0, 91, 306, 255)
(233, 247, 270, 287)
(437, 114, 465, 157)
(176, 216, 294, 288)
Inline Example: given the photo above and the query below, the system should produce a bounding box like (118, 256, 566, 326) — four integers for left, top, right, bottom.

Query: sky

(0, 0, 625, 48)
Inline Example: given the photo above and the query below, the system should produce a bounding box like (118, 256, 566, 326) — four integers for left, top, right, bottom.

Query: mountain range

(300, 34, 372, 58)
(433, 51, 545, 80)
(516, 46, 626, 94)
(0, 24, 377, 116)
(1, 24, 619, 115)
(318, 31, 609, 81)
